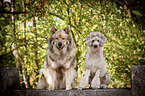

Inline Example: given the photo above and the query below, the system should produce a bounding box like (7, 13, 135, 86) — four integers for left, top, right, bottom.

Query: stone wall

(0, 67, 20, 90)
(0, 65, 145, 96)
(131, 65, 145, 96)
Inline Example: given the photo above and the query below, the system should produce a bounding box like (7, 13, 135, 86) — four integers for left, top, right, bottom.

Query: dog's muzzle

(94, 45, 98, 50)
(94, 45, 98, 48)
(57, 42, 64, 50)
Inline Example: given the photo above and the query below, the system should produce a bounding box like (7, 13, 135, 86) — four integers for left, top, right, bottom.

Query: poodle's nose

(94, 45, 98, 48)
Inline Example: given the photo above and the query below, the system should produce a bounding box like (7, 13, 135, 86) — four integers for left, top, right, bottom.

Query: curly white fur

(79, 32, 110, 89)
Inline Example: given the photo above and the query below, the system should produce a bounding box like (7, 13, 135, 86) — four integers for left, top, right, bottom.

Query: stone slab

(0, 67, 20, 91)
(131, 65, 145, 96)
(5, 89, 131, 96)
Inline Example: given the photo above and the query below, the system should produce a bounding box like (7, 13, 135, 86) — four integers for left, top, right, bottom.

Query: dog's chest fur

(85, 48, 106, 72)
(46, 48, 75, 69)
(50, 54, 72, 65)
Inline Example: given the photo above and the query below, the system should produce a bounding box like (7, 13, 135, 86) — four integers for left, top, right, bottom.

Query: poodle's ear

(99, 34, 107, 47)
(86, 36, 92, 46)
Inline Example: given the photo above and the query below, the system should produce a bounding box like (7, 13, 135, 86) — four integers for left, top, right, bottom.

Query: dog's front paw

(79, 77, 89, 88)
(91, 79, 100, 89)
(78, 88, 83, 90)
(47, 85, 55, 90)
(100, 84, 108, 88)
(66, 86, 72, 90)
(91, 83, 100, 89)
(47, 87, 55, 90)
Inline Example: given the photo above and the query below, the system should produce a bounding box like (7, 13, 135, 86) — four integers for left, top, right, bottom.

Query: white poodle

(79, 32, 110, 89)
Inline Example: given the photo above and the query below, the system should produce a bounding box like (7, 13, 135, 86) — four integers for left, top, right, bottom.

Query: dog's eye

(97, 40, 99, 42)
(62, 38, 65, 40)
(92, 40, 95, 42)
(53, 41, 54, 44)
(56, 38, 58, 40)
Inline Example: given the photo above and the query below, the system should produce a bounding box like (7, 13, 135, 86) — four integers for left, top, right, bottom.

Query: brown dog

(36, 26, 76, 90)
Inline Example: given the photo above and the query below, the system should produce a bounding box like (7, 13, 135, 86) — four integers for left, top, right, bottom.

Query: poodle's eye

(56, 38, 58, 40)
(62, 38, 65, 40)
(97, 40, 99, 42)
(92, 40, 95, 42)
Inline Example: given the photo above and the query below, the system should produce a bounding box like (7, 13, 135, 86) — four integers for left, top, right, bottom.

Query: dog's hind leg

(36, 74, 47, 89)
(100, 72, 110, 88)
(79, 69, 90, 88)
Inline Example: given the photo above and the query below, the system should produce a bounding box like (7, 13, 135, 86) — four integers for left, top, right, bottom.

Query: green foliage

(0, 0, 144, 88)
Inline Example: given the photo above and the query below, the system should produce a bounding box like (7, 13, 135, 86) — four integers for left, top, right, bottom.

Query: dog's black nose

(94, 45, 98, 48)
(58, 42, 62, 47)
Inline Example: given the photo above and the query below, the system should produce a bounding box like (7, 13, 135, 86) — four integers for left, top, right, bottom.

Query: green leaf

(132, 10, 142, 16)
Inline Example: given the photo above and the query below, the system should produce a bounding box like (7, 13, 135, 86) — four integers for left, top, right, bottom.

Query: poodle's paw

(91, 79, 100, 89)
(91, 83, 100, 89)
(79, 77, 89, 88)
(100, 84, 108, 88)
(78, 88, 83, 90)
(66, 86, 72, 90)
(47, 86, 55, 90)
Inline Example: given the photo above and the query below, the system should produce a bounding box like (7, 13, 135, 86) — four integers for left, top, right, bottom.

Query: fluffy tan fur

(36, 26, 76, 90)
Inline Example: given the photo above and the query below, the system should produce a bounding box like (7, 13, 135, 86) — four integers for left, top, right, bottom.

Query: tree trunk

(11, 0, 29, 88)
(32, 9, 39, 87)
(22, 0, 30, 88)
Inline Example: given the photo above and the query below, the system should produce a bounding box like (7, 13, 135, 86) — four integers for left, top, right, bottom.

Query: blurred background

(0, 0, 144, 88)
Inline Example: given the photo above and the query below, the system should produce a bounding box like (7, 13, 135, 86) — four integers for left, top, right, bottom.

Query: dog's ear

(48, 37, 52, 44)
(100, 35, 107, 47)
(64, 26, 71, 35)
(86, 36, 92, 47)
(48, 37, 53, 49)
(50, 26, 57, 35)
(85, 36, 90, 41)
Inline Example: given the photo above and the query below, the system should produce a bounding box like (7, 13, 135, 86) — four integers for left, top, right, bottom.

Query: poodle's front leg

(91, 69, 101, 89)
(79, 69, 90, 88)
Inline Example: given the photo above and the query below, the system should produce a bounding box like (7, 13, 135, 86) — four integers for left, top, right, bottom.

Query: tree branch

(48, 12, 64, 20)
(0, 42, 46, 58)
(48, 11, 85, 38)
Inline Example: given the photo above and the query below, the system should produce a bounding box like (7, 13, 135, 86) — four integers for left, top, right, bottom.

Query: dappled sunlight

(0, 0, 144, 89)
